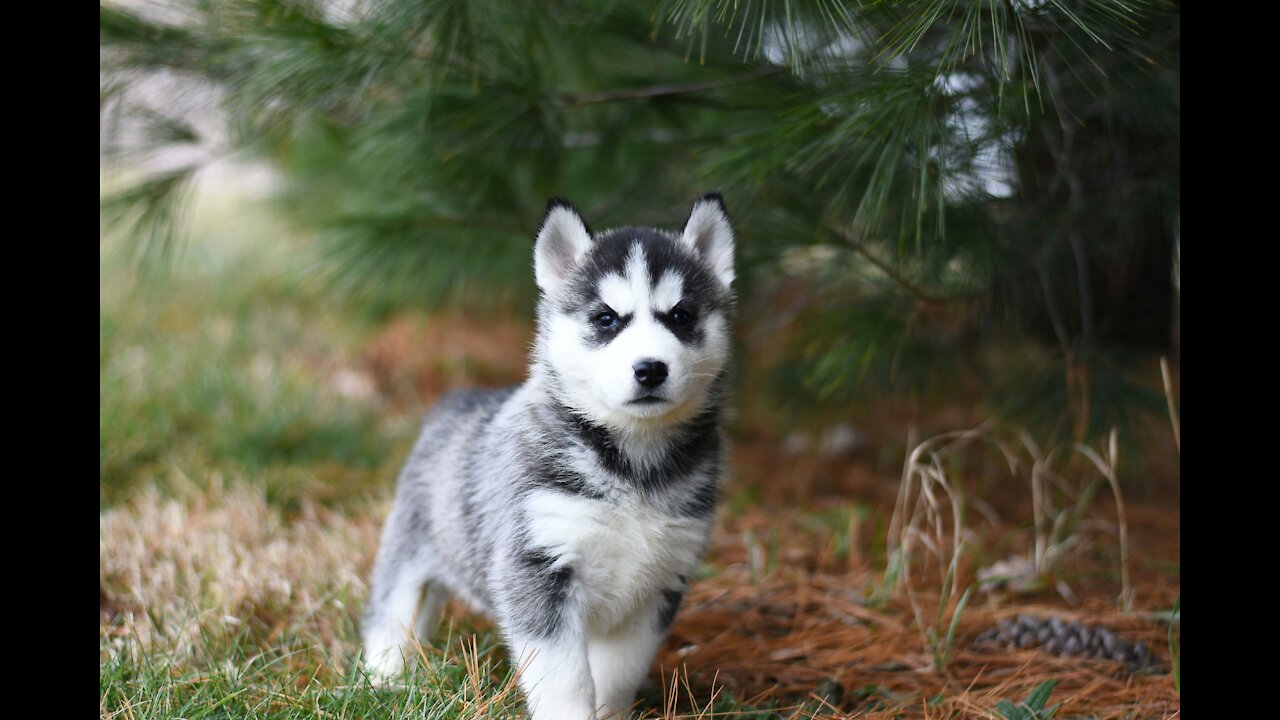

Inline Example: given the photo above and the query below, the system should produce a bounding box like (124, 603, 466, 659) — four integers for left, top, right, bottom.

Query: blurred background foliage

(100, 0, 1180, 447)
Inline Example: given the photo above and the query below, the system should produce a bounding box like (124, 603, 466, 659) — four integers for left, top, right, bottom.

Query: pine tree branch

(826, 222, 954, 307)
(560, 66, 783, 106)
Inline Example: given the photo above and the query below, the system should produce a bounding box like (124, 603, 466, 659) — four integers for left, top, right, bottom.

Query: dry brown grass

(362, 314, 532, 411)
(100, 478, 383, 668)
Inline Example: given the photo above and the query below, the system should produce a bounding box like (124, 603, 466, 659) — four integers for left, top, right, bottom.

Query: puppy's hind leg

(362, 541, 432, 683)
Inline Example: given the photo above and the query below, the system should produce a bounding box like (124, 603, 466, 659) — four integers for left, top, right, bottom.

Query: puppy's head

(533, 195, 735, 431)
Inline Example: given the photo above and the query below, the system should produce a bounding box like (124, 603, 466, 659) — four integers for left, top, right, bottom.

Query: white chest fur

(524, 489, 707, 631)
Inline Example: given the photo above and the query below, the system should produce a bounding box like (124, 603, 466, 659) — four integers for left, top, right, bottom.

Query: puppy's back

(388, 386, 519, 611)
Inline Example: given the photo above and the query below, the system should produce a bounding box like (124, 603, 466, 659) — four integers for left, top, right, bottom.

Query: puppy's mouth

(628, 395, 668, 405)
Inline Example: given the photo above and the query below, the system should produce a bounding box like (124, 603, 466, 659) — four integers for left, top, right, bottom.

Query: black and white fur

(362, 195, 736, 719)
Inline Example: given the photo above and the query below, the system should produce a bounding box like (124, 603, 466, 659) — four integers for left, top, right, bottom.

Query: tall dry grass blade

(1160, 356, 1180, 456)
(1074, 429, 1131, 611)
(1019, 431, 1050, 572)
(890, 426, 988, 673)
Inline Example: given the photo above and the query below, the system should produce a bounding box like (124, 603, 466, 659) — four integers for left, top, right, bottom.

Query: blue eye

(670, 308, 693, 325)
(594, 312, 617, 330)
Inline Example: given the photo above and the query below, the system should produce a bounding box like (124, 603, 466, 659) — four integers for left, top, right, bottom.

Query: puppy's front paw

(361, 642, 408, 688)
(527, 695, 599, 720)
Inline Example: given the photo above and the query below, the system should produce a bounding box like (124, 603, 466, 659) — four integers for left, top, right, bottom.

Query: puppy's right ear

(534, 198, 593, 294)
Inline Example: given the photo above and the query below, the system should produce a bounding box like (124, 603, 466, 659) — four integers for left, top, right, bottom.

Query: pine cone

(974, 614, 1153, 673)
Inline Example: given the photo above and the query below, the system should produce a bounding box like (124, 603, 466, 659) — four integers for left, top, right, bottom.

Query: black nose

(633, 360, 668, 388)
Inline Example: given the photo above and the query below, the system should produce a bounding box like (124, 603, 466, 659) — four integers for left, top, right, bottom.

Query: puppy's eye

(594, 311, 617, 330)
(670, 308, 693, 325)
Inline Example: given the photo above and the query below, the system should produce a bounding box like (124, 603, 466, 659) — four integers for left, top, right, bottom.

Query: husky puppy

(362, 194, 735, 719)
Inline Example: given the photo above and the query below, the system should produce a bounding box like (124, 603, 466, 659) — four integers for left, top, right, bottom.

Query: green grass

(100, 167, 409, 511)
(994, 680, 1060, 720)
(101, 627, 525, 719)
(102, 628, 794, 720)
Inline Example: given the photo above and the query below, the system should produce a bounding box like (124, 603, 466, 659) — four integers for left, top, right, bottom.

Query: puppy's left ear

(680, 193, 735, 288)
